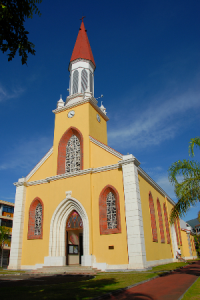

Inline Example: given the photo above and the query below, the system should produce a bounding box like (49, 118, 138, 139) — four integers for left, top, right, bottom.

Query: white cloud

(0, 84, 25, 102)
(108, 88, 200, 149)
(0, 136, 53, 176)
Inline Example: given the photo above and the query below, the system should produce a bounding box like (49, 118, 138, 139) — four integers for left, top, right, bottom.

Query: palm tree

(168, 137, 200, 223)
(0, 226, 10, 268)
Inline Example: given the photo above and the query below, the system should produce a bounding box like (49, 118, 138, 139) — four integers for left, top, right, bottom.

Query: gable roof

(186, 218, 200, 229)
(70, 20, 96, 67)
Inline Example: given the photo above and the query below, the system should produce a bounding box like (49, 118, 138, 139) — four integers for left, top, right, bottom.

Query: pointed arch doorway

(44, 195, 92, 267)
(66, 210, 83, 265)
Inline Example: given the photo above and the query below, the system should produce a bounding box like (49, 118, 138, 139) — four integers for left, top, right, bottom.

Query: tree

(198, 211, 200, 223)
(168, 137, 200, 223)
(0, 226, 10, 268)
(0, 0, 42, 65)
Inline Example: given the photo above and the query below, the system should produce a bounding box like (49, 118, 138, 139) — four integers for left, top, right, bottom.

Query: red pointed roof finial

(70, 17, 96, 68)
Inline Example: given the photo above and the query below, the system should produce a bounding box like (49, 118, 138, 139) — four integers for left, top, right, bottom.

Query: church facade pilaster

(120, 155, 147, 269)
(8, 178, 27, 269)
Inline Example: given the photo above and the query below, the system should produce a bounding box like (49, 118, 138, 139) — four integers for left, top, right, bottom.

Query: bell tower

(68, 18, 95, 97)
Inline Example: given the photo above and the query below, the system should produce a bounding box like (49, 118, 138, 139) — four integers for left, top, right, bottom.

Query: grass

(151, 262, 188, 272)
(182, 277, 200, 300)
(0, 262, 192, 300)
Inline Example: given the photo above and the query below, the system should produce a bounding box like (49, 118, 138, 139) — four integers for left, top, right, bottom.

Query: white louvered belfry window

(106, 192, 117, 229)
(81, 69, 88, 93)
(90, 72, 93, 94)
(72, 70, 79, 94)
(34, 203, 42, 235)
(66, 135, 81, 173)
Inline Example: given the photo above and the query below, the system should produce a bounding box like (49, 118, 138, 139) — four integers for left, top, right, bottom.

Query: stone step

(27, 265, 101, 275)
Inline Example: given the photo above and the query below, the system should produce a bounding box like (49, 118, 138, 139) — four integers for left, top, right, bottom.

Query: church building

(8, 20, 196, 270)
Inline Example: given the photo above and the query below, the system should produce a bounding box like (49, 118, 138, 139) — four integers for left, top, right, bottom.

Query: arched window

(57, 127, 83, 175)
(90, 72, 93, 94)
(72, 70, 79, 94)
(163, 203, 171, 244)
(27, 197, 43, 240)
(106, 192, 117, 229)
(99, 185, 121, 235)
(157, 199, 165, 243)
(81, 69, 88, 93)
(149, 192, 158, 242)
(66, 135, 80, 173)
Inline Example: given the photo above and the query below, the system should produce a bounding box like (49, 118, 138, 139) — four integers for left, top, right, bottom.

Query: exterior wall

(90, 142, 119, 168)
(52, 102, 108, 176)
(21, 174, 91, 267)
(190, 235, 197, 257)
(181, 230, 191, 258)
(89, 104, 107, 145)
(27, 153, 53, 182)
(138, 174, 173, 262)
(91, 169, 128, 266)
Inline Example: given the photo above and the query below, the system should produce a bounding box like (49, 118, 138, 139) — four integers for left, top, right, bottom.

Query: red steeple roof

(70, 20, 96, 68)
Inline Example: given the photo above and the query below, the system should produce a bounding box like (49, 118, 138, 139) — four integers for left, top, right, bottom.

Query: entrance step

(27, 265, 101, 275)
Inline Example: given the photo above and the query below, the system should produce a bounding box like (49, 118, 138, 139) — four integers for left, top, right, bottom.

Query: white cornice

(52, 97, 109, 121)
(138, 166, 176, 206)
(26, 147, 53, 181)
(119, 157, 140, 167)
(89, 136, 123, 159)
(14, 164, 120, 187)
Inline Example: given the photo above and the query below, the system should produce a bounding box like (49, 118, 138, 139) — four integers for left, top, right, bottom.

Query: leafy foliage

(194, 234, 200, 257)
(168, 137, 200, 223)
(0, 0, 42, 65)
(0, 226, 10, 267)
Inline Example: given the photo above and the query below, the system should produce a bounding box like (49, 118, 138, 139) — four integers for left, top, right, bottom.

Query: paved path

(107, 261, 200, 300)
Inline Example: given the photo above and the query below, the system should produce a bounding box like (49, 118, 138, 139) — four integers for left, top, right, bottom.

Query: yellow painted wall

(91, 169, 128, 265)
(21, 174, 91, 266)
(90, 142, 119, 168)
(181, 231, 191, 257)
(21, 167, 128, 266)
(27, 152, 54, 182)
(89, 104, 107, 145)
(138, 174, 173, 261)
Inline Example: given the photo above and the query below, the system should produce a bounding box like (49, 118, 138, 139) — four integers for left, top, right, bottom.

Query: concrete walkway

(104, 261, 200, 300)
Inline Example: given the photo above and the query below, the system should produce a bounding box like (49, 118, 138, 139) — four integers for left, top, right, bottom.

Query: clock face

(68, 110, 75, 118)
(97, 114, 101, 123)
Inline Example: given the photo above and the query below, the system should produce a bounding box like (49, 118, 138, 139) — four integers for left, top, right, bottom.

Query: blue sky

(0, 0, 199, 221)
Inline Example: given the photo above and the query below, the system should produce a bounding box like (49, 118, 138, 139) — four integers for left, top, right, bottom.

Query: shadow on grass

(0, 275, 121, 300)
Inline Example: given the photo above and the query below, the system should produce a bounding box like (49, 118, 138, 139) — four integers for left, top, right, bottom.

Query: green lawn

(0, 262, 193, 300)
(182, 277, 200, 300)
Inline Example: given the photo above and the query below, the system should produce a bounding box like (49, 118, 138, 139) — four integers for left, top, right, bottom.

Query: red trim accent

(163, 203, 171, 244)
(57, 127, 83, 175)
(27, 197, 44, 240)
(174, 219, 179, 246)
(99, 185, 121, 235)
(149, 192, 158, 242)
(157, 198, 165, 243)
(177, 218, 182, 246)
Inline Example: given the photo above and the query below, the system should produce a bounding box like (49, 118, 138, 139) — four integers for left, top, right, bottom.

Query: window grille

(81, 69, 88, 93)
(90, 72, 93, 94)
(72, 70, 79, 94)
(66, 135, 81, 173)
(106, 192, 117, 229)
(34, 203, 42, 235)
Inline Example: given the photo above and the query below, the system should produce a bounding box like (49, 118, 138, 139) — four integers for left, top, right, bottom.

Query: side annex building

(9, 20, 197, 270)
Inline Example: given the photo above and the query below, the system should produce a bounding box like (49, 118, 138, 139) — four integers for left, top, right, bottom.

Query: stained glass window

(106, 192, 117, 229)
(66, 135, 80, 173)
(34, 203, 42, 235)
(66, 211, 83, 230)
